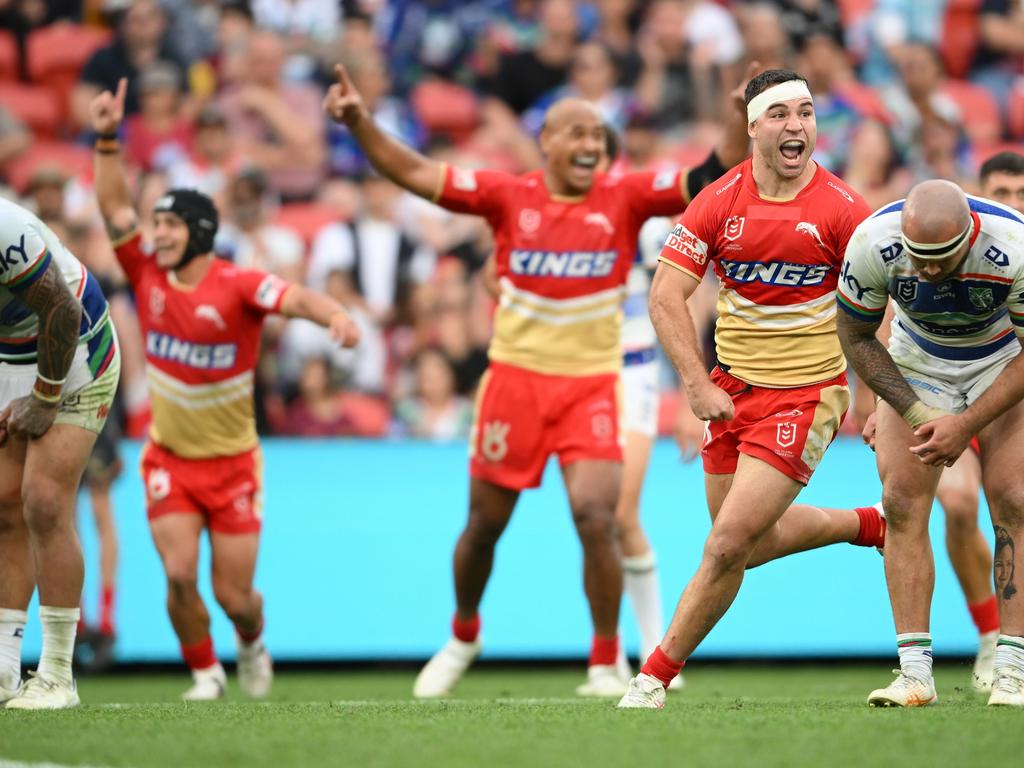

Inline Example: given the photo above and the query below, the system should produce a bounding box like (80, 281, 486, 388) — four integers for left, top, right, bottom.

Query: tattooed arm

(836, 310, 921, 417)
(0, 261, 82, 441)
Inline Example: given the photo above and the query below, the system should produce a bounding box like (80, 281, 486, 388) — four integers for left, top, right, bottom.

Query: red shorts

(702, 367, 850, 485)
(969, 437, 981, 456)
(469, 362, 622, 490)
(140, 441, 263, 534)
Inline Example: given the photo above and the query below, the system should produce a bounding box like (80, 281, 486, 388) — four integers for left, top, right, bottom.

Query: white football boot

(987, 667, 1024, 707)
(236, 637, 273, 699)
(413, 637, 481, 698)
(972, 631, 998, 692)
(182, 663, 227, 701)
(616, 673, 666, 709)
(867, 670, 937, 707)
(4, 671, 80, 710)
(576, 664, 629, 697)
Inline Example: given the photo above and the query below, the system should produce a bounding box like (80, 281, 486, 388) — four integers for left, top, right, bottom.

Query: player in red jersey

(325, 64, 750, 697)
(90, 80, 360, 700)
(618, 69, 884, 708)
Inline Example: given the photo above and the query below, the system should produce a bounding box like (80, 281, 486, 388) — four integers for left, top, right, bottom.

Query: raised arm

(649, 263, 733, 422)
(89, 78, 139, 241)
(0, 260, 82, 442)
(323, 65, 443, 201)
(278, 284, 360, 348)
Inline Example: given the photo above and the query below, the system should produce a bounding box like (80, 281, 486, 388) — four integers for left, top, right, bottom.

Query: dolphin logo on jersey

(195, 304, 227, 330)
(796, 222, 825, 247)
(723, 216, 745, 242)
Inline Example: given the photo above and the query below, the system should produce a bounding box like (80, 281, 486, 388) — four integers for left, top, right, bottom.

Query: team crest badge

(894, 277, 918, 305)
(723, 216, 745, 241)
(147, 468, 171, 502)
(481, 421, 510, 462)
(519, 209, 541, 234)
(969, 286, 994, 311)
(776, 422, 797, 448)
(149, 286, 165, 317)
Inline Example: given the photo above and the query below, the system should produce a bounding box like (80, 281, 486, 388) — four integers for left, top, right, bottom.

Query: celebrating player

(838, 179, 1024, 708)
(90, 79, 360, 700)
(618, 69, 883, 708)
(325, 63, 750, 697)
(0, 198, 120, 709)
(857, 152, 1024, 692)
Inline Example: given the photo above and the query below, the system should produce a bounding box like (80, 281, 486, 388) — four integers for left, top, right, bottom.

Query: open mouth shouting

(778, 139, 807, 169)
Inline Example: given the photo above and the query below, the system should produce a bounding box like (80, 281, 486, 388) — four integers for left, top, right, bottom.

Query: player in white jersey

(0, 198, 120, 709)
(838, 180, 1024, 707)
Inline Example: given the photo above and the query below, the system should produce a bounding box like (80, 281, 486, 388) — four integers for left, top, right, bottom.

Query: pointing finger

(115, 77, 127, 107)
(335, 64, 354, 93)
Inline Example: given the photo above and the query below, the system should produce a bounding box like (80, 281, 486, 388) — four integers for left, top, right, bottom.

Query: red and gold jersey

(659, 159, 870, 387)
(436, 165, 688, 375)
(114, 231, 289, 458)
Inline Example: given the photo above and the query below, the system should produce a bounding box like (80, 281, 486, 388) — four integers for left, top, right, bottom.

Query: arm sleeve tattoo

(836, 309, 919, 416)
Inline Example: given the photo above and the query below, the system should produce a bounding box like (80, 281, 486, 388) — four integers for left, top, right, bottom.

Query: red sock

(99, 586, 115, 636)
(641, 646, 684, 689)
(235, 615, 264, 645)
(968, 596, 1000, 635)
(589, 634, 618, 667)
(452, 614, 480, 643)
(852, 506, 886, 548)
(181, 636, 218, 671)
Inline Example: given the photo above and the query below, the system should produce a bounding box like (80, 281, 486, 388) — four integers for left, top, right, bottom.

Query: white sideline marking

(98, 697, 593, 709)
(0, 761, 116, 768)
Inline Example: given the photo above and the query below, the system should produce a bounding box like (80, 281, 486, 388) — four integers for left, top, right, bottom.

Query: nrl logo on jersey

(894, 277, 918, 304)
(969, 286, 995, 310)
(723, 216, 744, 241)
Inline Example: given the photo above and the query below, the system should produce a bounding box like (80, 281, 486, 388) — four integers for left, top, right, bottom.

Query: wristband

(94, 138, 120, 154)
(95, 130, 118, 141)
(902, 401, 947, 428)
(35, 372, 67, 387)
(31, 387, 62, 405)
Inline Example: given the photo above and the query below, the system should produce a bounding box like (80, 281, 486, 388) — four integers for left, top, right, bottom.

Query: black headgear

(153, 188, 218, 268)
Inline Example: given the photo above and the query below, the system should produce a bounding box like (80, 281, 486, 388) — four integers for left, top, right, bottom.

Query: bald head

(902, 180, 970, 246)
(542, 98, 602, 133)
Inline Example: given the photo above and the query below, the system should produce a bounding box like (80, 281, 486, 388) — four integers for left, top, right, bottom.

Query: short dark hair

(980, 151, 1024, 184)
(744, 69, 809, 108)
(603, 123, 620, 164)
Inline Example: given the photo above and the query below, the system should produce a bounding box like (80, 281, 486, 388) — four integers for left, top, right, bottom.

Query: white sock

(37, 606, 79, 686)
(0, 608, 27, 687)
(995, 634, 1024, 675)
(896, 632, 933, 681)
(622, 550, 663, 661)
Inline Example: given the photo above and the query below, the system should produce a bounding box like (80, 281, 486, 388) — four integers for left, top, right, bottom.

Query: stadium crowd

(1, 0, 1023, 440)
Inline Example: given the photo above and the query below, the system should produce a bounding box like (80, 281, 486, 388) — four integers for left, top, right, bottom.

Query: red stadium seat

(2, 140, 92, 194)
(0, 83, 62, 138)
(1008, 87, 1024, 139)
(837, 0, 876, 28)
(0, 30, 18, 82)
(940, 0, 981, 79)
(942, 80, 1003, 147)
(273, 203, 341, 246)
(411, 80, 480, 142)
(26, 23, 112, 121)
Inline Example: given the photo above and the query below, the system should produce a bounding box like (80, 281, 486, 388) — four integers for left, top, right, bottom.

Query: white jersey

(0, 197, 109, 362)
(838, 195, 1024, 362)
(621, 217, 666, 354)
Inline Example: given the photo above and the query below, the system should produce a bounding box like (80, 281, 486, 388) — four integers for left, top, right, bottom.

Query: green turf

(0, 665, 1021, 768)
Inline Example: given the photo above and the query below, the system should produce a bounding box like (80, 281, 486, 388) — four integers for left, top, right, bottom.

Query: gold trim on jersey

(657, 257, 702, 284)
(146, 366, 257, 458)
(719, 289, 837, 329)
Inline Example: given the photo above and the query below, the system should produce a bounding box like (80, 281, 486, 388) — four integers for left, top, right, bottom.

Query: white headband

(746, 80, 814, 123)
(901, 218, 974, 261)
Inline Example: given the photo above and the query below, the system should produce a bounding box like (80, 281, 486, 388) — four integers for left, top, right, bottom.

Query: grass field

(0, 664, 1021, 768)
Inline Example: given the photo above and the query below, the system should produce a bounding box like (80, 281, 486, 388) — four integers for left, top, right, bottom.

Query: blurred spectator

(593, 0, 644, 86)
(72, 0, 189, 129)
(251, 0, 342, 81)
(0, 0, 82, 79)
(308, 176, 436, 329)
(522, 41, 639, 134)
(212, 0, 256, 87)
(861, 0, 946, 86)
(771, 0, 844, 50)
(158, 0, 220, 67)
(392, 347, 473, 440)
(267, 356, 390, 436)
(122, 61, 193, 173)
(377, 0, 500, 94)
(24, 165, 69, 224)
(737, 2, 793, 71)
(844, 120, 913, 209)
(165, 104, 245, 207)
(326, 54, 426, 178)
(485, 0, 577, 115)
(973, 0, 1024, 114)
(217, 29, 325, 201)
(0, 104, 31, 171)
(215, 168, 305, 284)
(906, 106, 976, 190)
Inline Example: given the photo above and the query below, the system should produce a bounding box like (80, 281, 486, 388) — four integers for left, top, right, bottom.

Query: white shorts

(889, 326, 1019, 414)
(621, 351, 659, 438)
